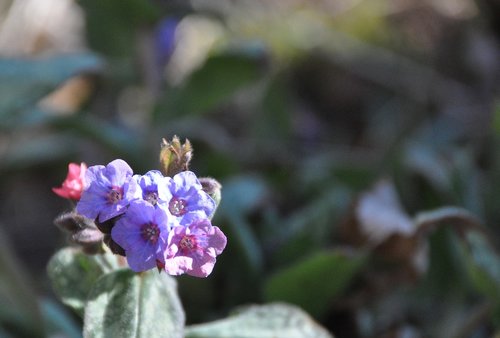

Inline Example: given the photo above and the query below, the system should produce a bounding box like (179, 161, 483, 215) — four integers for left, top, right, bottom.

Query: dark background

(0, 0, 499, 337)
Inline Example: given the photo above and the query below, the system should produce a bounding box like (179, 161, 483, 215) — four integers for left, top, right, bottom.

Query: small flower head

(53, 162, 87, 200)
(164, 219, 227, 277)
(135, 170, 169, 208)
(76, 159, 140, 223)
(161, 171, 216, 225)
(111, 200, 171, 272)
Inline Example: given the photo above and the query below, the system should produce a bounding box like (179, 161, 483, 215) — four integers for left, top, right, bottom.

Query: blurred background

(0, 0, 499, 337)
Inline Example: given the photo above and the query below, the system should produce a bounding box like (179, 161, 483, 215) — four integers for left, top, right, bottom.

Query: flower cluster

(54, 159, 226, 277)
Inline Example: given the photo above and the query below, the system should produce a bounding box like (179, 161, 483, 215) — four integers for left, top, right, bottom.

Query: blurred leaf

(84, 269, 185, 338)
(156, 53, 263, 119)
(0, 54, 103, 121)
(493, 100, 500, 134)
(264, 249, 366, 318)
(252, 75, 291, 145)
(47, 247, 121, 315)
(185, 303, 333, 338)
(276, 187, 351, 263)
(0, 228, 44, 337)
(79, 0, 159, 56)
(0, 134, 76, 174)
(220, 175, 268, 214)
(40, 298, 82, 338)
(464, 231, 500, 301)
(404, 143, 452, 194)
(218, 176, 269, 274)
(414, 206, 482, 237)
(49, 114, 143, 162)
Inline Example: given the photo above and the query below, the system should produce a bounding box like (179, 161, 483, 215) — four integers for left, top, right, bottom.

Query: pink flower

(164, 219, 227, 277)
(53, 162, 87, 200)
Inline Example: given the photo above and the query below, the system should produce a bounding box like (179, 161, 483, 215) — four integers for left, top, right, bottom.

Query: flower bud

(54, 211, 104, 254)
(159, 136, 193, 177)
(52, 162, 87, 200)
(54, 211, 97, 232)
(199, 177, 222, 214)
(71, 228, 104, 245)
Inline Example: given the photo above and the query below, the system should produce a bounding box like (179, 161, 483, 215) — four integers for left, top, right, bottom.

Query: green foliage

(0, 54, 103, 127)
(0, 230, 44, 337)
(1, 1, 500, 337)
(264, 250, 366, 318)
(465, 231, 500, 301)
(218, 176, 269, 274)
(185, 303, 333, 338)
(84, 270, 185, 338)
(155, 53, 264, 120)
(0, 230, 81, 338)
(47, 247, 121, 315)
(78, 0, 159, 57)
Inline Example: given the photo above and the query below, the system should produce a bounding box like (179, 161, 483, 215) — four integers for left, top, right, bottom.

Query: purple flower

(162, 171, 216, 225)
(155, 18, 178, 68)
(135, 170, 169, 208)
(111, 200, 171, 272)
(76, 159, 140, 223)
(164, 219, 226, 277)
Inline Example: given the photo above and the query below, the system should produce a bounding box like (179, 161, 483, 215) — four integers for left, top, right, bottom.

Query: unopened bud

(54, 211, 96, 232)
(71, 228, 104, 245)
(159, 136, 193, 177)
(199, 177, 222, 218)
(71, 228, 105, 255)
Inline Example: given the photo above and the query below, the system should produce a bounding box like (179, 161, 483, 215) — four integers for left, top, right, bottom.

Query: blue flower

(162, 171, 216, 225)
(135, 170, 169, 209)
(76, 159, 140, 223)
(164, 219, 227, 277)
(155, 18, 178, 68)
(111, 200, 171, 272)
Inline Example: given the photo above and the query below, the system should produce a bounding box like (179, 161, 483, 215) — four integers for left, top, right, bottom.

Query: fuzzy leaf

(84, 269, 185, 338)
(47, 247, 121, 315)
(264, 250, 366, 318)
(185, 303, 333, 338)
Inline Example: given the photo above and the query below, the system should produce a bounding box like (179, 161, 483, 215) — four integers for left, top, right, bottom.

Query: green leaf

(218, 176, 269, 274)
(185, 303, 333, 338)
(49, 114, 143, 161)
(0, 134, 76, 174)
(221, 176, 268, 215)
(0, 229, 44, 337)
(84, 269, 185, 338)
(156, 53, 263, 119)
(251, 75, 291, 145)
(0, 54, 103, 120)
(493, 100, 500, 134)
(40, 298, 82, 338)
(47, 247, 121, 315)
(464, 231, 500, 301)
(414, 206, 482, 237)
(264, 250, 366, 318)
(79, 0, 159, 57)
